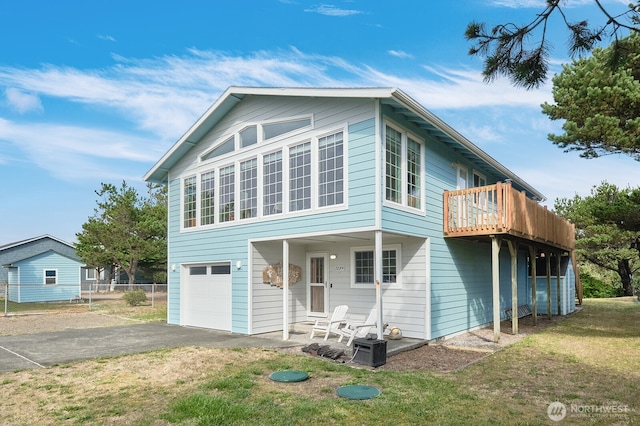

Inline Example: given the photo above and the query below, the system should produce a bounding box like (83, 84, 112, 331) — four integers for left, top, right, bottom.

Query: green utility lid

(268, 370, 309, 383)
(336, 385, 381, 400)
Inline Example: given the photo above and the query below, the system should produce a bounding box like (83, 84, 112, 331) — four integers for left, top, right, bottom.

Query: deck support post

(556, 251, 562, 316)
(546, 251, 552, 320)
(507, 240, 518, 335)
(491, 236, 501, 343)
(529, 245, 537, 326)
(282, 239, 289, 341)
(375, 230, 384, 340)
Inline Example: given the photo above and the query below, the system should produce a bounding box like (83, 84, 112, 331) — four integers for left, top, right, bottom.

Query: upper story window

(184, 176, 197, 228)
(219, 165, 235, 222)
(240, 159, 258, 219)
(384, 123, 424, 211)
(318, 131, 344, 207)
(200, 115, 313, 163)
(201, 171, 215, 226)
(289, 142, 312, 212)
(183, 127, 346, 229)
(263, 151, 283, 215)
(44, 269, 57, 285)
(263, 117, 311, 140)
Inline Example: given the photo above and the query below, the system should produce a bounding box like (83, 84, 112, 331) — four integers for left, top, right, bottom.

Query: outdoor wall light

(330, 254, 337, 260)
(171, 264, 176, 272)
(236, 260, 242, 270)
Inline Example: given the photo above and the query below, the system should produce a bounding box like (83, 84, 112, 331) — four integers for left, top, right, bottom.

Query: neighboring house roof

(0, 235, 80, 266)
(144, 86, 546, 201)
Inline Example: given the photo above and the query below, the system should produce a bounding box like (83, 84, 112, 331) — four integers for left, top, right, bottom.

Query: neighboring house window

(201, 171, 215, 226)
(183, 176, 197, 228)
(44, 269, 57, 285)
(289, 141, 311, 212)
(351, 245, 401, 288)
(385, 124, 423, 209)
(263, 150, 283, 215)
(240, 159, 258, 219)
(219, 165, 235, 222)
(318, 131, 344, 207)
(86, 268, 96, 280)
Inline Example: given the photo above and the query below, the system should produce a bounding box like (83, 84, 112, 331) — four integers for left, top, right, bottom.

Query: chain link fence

(1, 282, 167, 316)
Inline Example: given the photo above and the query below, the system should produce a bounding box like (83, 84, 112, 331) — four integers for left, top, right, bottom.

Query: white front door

(307, 253, 328, 317)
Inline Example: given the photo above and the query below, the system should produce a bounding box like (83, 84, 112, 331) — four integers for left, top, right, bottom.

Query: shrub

(123, 289, 147, 306)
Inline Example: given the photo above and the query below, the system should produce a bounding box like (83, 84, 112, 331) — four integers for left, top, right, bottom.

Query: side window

(44, 269, 57, 285)
(263, 151, 283, 215)
(289, 142, 312, 212)
(318, 131, 344, 207)
(219, 165, 235, 222)
(183, 176, 197, 228)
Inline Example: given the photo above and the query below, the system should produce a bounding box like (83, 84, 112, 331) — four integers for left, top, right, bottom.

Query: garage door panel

(182, 263, 231, 331)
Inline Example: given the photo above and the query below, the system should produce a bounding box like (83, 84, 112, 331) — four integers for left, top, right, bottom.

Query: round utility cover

(268, 370, 309, 383)
(336, 385, 381, 400)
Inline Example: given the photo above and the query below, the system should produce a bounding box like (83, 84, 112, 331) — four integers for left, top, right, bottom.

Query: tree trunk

(617, 259, 634, 296)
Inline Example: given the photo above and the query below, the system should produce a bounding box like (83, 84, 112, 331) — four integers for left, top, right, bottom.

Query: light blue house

(144, 87, 577, 342)
(0, 235, 83, 303)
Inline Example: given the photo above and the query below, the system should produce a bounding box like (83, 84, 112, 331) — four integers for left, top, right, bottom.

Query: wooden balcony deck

(443, 182, 575, 251)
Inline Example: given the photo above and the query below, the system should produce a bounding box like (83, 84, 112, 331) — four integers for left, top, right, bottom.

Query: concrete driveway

(0, 322, 298, 373)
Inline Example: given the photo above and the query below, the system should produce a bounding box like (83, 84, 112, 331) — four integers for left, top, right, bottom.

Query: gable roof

(144, 86, 546, 201)
(0, 235, 74, 252)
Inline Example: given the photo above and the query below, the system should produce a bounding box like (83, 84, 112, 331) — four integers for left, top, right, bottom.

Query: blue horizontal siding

(10, 251, 82, 302)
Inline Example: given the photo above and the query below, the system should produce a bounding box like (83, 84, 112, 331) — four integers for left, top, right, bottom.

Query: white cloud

(4, 88, 43, 113)
(97, 34, 117, 42)
(304, 4, 363, 16)
(0, 118, 162, 181)
(388, 50, 413, 59)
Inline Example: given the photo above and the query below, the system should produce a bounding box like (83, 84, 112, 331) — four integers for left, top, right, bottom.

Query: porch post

(375, 230, 384, 340)
(556, 252, 562, 316)
(546, 251, 552, 320)
(507, 240, 518, 335)
(282, 239, 289, 340)
(491, 236, 501, 343)
(529, 245, 537, 326)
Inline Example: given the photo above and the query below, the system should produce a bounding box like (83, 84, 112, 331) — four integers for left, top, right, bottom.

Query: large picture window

(384, 124, 423, 210)
(201, 171, 215, 226)
(184, 126, 346, 229)
(240, 159, 257, 219)
(318, 131, 344, 207)
(289, 142, 311, 212)
(219, 165, 235, 222)
(263, 151, 283, 215)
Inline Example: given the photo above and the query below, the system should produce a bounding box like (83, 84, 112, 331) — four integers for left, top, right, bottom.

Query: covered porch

(443, 182, 580, 342)
(248, 230, 430, 343)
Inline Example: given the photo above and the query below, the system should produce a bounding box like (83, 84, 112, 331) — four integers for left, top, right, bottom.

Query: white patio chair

(309, 305, 349, 341)
(338, 309, 377, 346)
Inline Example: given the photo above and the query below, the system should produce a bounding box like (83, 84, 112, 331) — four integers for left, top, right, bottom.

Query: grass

(1, 298, 638, 425)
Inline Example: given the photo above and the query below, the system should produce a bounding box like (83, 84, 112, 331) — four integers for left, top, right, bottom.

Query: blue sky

(1, 0, 638, 245)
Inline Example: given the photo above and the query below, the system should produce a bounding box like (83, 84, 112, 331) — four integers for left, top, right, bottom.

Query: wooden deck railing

(443, 182, 575, 251)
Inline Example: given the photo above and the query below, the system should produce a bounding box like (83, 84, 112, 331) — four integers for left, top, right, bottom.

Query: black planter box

(352, 338, 387, 367)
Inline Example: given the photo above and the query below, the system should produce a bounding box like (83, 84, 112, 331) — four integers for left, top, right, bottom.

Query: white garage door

(182, 263, 231, 331)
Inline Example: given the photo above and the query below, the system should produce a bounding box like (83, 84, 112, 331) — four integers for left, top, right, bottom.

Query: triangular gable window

(202, 136, 234, 161)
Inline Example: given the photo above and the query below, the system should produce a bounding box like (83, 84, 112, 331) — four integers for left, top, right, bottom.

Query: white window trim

(350, 244, 402, 289)
(182, 125, 348, 231)
(44, 268, 58, 286)
(86, 268, 96, 281)
(382, 120, 425, 215)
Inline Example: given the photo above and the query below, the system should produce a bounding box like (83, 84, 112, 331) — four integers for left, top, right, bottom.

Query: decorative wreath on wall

(262, 263, 302, 288)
